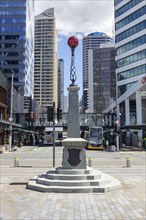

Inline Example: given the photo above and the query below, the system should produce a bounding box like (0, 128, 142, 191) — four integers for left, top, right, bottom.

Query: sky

(35, 0, 114, 98)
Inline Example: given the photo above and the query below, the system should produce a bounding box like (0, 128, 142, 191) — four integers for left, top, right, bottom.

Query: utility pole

(53, 102, 55, 167)
(9, 74, 14, 152)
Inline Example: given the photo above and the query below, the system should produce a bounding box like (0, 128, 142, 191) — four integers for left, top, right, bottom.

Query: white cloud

(35, 0, 114, 37)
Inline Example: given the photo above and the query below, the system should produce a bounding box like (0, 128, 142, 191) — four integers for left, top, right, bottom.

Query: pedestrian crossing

(31, 147, 49, 152)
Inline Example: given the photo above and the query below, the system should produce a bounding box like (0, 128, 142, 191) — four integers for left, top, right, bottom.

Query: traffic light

(114, 120, 120, 134)
(116, 125, 121, 135)
(25, 113, 29, 121)
(16, 113, 20, 124)
(57, 107, 62, 121)
(47, 106, 53, 122)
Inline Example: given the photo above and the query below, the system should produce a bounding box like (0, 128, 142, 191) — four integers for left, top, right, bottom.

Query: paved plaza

(0, 146, 146, 220)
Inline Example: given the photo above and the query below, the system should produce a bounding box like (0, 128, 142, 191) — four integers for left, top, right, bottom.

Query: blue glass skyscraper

(0, 0, 35, 96)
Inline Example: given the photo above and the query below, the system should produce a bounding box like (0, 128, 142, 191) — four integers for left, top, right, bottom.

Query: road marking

(32, 147, 49, 152)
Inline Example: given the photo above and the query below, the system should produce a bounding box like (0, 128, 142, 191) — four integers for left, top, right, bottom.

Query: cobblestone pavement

(0, 146, 146, 220)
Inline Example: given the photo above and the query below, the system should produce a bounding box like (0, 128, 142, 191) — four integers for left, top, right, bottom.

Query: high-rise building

(63, 95, 68, 113)
(82, 32, 113, 112)
(0, 0, 35, 96)
(34, 8, 58, 109)
(58, 59, 64, 111)
(104, 0, 146, 141)
(88, 43, 116, 113)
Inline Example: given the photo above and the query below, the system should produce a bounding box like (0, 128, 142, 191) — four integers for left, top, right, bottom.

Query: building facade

(103, 0, 146, 142)
(82, 32, 113, 112)
(34, 8, 58, 109)
(0, 0, 35, 96)
(58, 59, 64, 111)
(0, 69, 24, 145)
(88, 43, 116, 114)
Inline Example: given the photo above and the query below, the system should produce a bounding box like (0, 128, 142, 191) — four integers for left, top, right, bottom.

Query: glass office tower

(88, 44, 116, 114)
(114, 0, 146, 127)
(0, 0, 35, 96)
(82, 32, 113, 112)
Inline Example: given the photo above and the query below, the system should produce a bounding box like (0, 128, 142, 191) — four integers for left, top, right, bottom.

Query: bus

(86, 126, 104, 150)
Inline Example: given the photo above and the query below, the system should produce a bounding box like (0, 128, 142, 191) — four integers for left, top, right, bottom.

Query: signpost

(53, 102, 55, 167)
(9, 74, 14, 152)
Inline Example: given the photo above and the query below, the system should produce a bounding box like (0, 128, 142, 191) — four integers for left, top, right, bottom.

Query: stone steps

(27, 167, 121, 193)
(37, 173, 111, 186)
(56, 167, 93, 175)
(27, 177, 121, 193)
(46, 170, 102, 180)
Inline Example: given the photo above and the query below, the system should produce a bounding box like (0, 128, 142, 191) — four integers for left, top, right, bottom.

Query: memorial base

(62, 138, 87, 169)
(27, 137, 121, 193)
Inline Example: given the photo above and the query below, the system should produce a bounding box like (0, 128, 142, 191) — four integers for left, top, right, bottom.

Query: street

(0, 146, 146, 220)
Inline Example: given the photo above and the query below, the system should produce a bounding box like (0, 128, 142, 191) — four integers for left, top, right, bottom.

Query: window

(114, 0, 123, 6)
(117, 64, 146, 81)
(115, 21, 146, 43)
(117, 35, 146, 55)
(116, 50, 146, 68)
(116, 6, 146, 30)
(115, 0, 143, 18)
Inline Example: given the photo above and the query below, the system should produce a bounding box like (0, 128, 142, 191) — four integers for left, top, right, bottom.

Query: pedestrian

(81, 130, 84, 138)
(138, 140, 143, 151)
(103, 138, 106, 148)
(122, 143, 126, 149)
(106, 139, 109, 150)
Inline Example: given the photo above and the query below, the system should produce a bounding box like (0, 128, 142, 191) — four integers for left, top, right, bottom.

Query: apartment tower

(34, 8, 58, 109)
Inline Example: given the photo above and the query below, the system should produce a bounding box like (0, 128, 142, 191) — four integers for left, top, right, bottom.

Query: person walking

(106, 139, 109, 150)
(138, 140, 143, 151)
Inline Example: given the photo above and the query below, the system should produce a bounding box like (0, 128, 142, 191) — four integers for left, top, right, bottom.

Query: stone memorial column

(68, 86, 80, 138)
(62, 36, 87, 169)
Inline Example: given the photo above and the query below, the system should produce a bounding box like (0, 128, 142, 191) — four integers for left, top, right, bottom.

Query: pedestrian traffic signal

(114, 123, 120, 134)
(47, 106, 53, 122)
(57, 107, 62, 121)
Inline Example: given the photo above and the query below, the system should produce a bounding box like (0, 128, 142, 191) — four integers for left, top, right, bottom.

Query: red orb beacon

(67, 36, 79, 48)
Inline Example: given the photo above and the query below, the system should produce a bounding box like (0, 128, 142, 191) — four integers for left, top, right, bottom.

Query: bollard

(126, 157, 131, 167)
(111, 145, 116, 152)
(0, 145, 3, 154)
(14, 157, 19, 167)
(88, 157, 92, 167)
